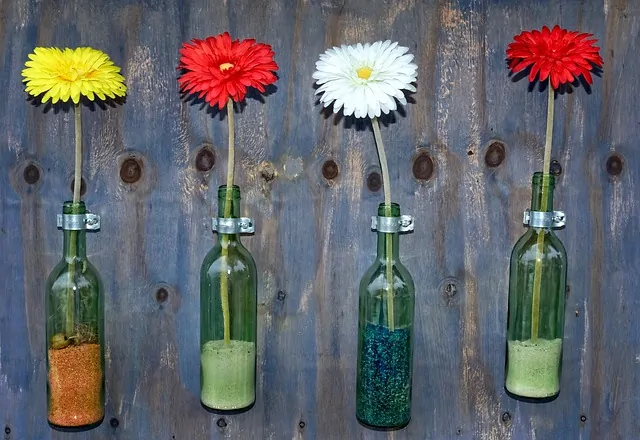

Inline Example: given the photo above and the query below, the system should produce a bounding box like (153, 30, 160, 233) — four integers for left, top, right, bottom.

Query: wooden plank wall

(1, 0, 638, 438)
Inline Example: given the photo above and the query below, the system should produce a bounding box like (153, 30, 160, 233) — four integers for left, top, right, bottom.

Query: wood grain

(1, 0, 639, 439)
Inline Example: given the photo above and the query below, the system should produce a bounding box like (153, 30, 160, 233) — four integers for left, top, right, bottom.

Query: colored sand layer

(506, 338, 562, 398)
(357, 323, 412, 428)
(48, 343, 103, 427)
(201, 340, 255, 410)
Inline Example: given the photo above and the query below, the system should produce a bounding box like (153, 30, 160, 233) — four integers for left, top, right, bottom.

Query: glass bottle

(200, 185, 257, 412)
(46, 201, 104, 429)
(356, 203, 415, 429)
(505, 172, 567, 400)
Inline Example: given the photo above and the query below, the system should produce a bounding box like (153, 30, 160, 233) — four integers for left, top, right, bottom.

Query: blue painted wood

(1, 0, 639, 439)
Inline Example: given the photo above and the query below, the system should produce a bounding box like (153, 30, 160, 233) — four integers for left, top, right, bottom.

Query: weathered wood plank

(1, 0, 639, 439)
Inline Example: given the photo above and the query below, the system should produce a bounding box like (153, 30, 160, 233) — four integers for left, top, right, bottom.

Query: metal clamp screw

(57, 213, 101, 231)
(212, 217, 255, 234)
(371, 215, 414, 233)
(523, 210, 566, 229)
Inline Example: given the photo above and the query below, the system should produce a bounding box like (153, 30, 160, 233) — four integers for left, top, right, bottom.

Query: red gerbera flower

(177, 32, 278, 109)
(507, 25, 603, 90)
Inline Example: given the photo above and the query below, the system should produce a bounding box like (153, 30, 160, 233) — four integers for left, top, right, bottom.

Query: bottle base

(504, 386, 559, 403)
(48, 417, 103, 432)
(201, 400, 255, 415)
(356, 415, 410, 431)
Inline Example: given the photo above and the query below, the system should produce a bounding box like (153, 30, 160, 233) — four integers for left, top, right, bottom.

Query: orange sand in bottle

(48, 343, 103, 427)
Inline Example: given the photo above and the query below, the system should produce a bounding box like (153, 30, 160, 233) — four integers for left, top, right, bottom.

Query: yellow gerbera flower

(22, 47, 126, 105)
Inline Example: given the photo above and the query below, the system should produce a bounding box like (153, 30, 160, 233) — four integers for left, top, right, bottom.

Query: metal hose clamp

(371, 215, 414, 233)
(523, 210, 566, 229)
(57, 213, 101, 231)
(212, 217, 255, 234)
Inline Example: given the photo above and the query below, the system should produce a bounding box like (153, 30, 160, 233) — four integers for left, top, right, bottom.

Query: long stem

(66, 104, 83, 336)
(220, 99, 235, 345)
(372, 117, 395, 331)
(531, 84, 555, 342)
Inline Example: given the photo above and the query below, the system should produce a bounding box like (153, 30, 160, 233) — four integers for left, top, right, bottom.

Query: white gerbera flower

(313, 40, 417, 119)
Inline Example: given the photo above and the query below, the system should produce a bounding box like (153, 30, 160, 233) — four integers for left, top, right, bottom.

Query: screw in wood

(195, 146, 215, 172)
(120, 158, 143, 184)
(484, 142, 506, 168)
(110, 418, 119, 428)
(277, 290, 286, 301)
(299, 421, 305, 429)
(4, 426, 10, 435)
(501, 411, 512, 425)
(216, 418, 227, 429)
(321, 159, 339, 180)
(580, 415, 587, 423)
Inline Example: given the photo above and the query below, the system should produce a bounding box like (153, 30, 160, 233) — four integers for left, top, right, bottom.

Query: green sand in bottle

(506, 338, 562, 398)
(201, 340, 255, 410)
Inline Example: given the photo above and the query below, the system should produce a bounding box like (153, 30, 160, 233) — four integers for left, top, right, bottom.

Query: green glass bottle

(505, 172, 567, 400)
(356, 203, 415, 429)
(200, 185, 257, 412)
(45, 201, 104, 429)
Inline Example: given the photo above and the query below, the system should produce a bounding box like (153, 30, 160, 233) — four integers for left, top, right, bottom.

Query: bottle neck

(376, 231, 400, 262)
(63, 230, 87, 260)
(530, 175, 555, 212)
(216, 189, 241, 243)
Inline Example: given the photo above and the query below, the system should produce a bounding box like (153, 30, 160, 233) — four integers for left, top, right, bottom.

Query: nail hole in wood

(23, 164, 40, 184)
(501, 411, 511, 425)
(412, 151, 434, 181)
(109, 418, 119, 428)
(120, 158, 142, 184)
(70, 178, 87, 196)
(299, 421, 305, 429)
(485, 142, 505, 168)
(606, 154, 623, 176)
(4, 426, 10, 435)
(321, 159, 339, 180)
(580, 415, 587, 423)
(456, 428, 462, 435)
(550, 159, 562, 176)
(156, 288, 169, 303)
(366, 172, 382, 192)
(195, 146, 215, 172)
(467, 150, 474, 156)
(217, 418, 227, 429)
(277, 290, 286, 301)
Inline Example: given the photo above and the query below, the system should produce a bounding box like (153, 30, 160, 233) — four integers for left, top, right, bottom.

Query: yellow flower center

(356, 66, 373, 80)
(219, 62, 234, 72)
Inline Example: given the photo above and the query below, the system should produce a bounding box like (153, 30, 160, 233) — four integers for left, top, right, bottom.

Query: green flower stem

(531, 84, 555, 342)
(220, 99, 235, 346)
(66, 104, 83, 336)
(371, 117, 395, 332)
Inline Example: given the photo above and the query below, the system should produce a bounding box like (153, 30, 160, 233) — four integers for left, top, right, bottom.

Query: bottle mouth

(377, 202, 400, 217)
(217, 185, 241, 199)
(62, 201, 86, 214)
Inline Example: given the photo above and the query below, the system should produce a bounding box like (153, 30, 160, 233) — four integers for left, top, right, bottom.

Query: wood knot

(412, 151, 434, 181)
(23, 164, 40, 184)
(120, 158, 142, 184)
(195, 145, 215, 172)
(606, 154, 623, 176)
(321, 159, 339, 180)
(484, 141, 505, 168)
(69, 177, 87, 196)
(366, 171, 382, 192)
